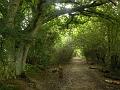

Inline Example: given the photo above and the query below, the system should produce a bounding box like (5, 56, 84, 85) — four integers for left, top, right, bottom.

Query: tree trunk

(22, 44, 30, 73)
(0, 38, 16, 79)
(15, 44, 24, 75)
(6, 0, 21, 28)
(1, 0, 21, 79)
(15, 43, 30, 76)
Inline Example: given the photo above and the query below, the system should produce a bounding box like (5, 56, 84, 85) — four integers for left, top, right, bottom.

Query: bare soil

(13, 57, 120, 90)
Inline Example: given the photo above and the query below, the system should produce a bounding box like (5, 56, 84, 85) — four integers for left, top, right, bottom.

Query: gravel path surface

(28, 58, 120, 90)
(6, 57, 120, 90)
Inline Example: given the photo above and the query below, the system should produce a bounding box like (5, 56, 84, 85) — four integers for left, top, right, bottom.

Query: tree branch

(45, 0, 80, 4)
(28, 0, 119, 37)
(44, 0, 108, 23)
(84, 10, 119, 22)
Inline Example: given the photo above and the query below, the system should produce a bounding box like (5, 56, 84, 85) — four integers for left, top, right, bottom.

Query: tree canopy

(0, 0, 120, 79)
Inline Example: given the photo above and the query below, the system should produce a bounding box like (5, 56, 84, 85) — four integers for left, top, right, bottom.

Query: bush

(55, 45, 74, 64)
(84, 47, 106, 65)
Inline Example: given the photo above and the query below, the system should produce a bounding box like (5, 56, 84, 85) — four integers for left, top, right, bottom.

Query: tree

(0, 0, 119, 78)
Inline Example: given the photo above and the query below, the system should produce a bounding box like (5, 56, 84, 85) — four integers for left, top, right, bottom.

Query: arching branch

(44, 0, 109, 23)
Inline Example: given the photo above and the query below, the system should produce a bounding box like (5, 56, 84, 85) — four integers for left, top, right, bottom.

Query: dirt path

(27, 57, 120, 90)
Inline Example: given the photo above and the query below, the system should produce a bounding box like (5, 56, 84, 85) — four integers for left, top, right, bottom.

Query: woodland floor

(10, 57, 120, 90)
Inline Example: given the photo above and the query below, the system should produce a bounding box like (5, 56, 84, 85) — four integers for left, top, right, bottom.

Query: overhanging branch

(44, 0, 109, 23)
(84, 10, 119, 22)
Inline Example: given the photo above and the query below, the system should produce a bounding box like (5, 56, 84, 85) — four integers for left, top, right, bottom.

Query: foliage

(27, 25, 59, 68)
(74, 11, 120, 72)
(0, 0, 120, 79)
(54, 44, 74, 64)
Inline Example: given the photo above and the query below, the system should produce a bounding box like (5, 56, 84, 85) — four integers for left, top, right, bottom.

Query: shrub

(55, 45, 74, 64)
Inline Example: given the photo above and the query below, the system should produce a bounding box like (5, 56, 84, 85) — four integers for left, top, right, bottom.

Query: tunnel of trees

(0, 0, 120, 89)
